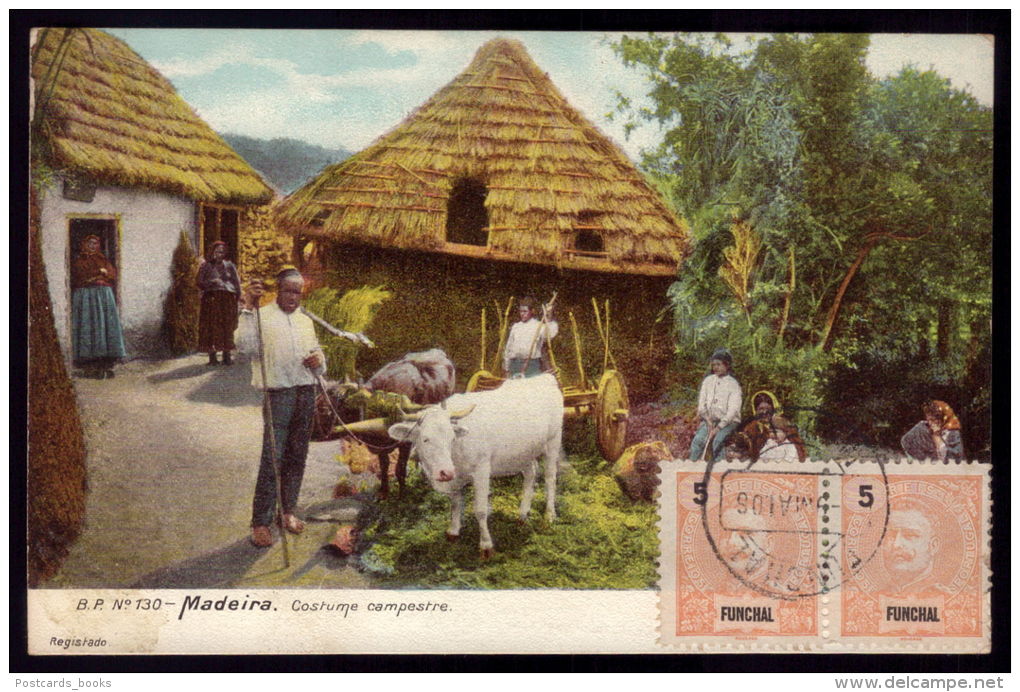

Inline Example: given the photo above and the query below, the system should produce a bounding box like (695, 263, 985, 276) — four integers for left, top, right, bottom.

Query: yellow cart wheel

(466, 369, 504, 393)
(594, 369, 629, 462)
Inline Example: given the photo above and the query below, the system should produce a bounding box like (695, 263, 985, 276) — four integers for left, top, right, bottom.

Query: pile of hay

(303, 285, 393, 381)
(162, 231, 201, 355)
(28, 187, 87, 586)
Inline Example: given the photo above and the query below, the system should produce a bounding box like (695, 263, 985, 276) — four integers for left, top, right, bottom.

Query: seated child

(724, 432, 753, 462)
(757, 415, 801, 462)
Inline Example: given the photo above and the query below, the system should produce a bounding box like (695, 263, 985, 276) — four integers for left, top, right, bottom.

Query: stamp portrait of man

(879, 500, 951, 594)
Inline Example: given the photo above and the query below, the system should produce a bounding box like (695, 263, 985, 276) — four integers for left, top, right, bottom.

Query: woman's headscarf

(749, 390, 780, 417)
(207, 240, 228, 261)
(80, 234, 103, 255)
(923, 400, 961, 431)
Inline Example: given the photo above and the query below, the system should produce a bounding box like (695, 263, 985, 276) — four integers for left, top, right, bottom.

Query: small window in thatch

(311, 209, 331, 228)
(446, 178, 489, 246)
(573, 230, 605, 254)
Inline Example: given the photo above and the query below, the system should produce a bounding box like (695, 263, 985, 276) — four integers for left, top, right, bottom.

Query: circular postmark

(699, 457, 890, 600)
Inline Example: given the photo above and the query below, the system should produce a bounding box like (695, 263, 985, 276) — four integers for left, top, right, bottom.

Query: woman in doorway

(197, 240, 241, 365)
(71, 234, 126, 378)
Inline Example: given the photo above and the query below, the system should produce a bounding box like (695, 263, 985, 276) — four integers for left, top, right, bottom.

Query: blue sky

(106, 29, 995, 161)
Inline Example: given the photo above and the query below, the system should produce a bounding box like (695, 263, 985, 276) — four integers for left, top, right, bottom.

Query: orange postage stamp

(658, 458, 990, 653)
(841, 473, 985, 641)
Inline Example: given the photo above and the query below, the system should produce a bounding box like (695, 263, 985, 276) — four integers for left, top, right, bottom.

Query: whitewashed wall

(39, 179, 198, 359)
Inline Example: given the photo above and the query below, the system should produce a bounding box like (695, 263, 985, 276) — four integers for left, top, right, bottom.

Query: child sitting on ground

(723, 432, 753, 462)
(757, 416, 801, 462)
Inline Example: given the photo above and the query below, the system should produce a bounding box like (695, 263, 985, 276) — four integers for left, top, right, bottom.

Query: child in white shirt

(757, 415, 801, 462)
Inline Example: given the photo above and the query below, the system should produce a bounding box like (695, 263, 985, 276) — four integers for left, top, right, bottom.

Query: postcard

(24, 23, 996, 656)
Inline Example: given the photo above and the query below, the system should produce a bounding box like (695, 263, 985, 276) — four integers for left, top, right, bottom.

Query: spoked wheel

(466, 369, 504, 393)
(594, 369, 629, 462)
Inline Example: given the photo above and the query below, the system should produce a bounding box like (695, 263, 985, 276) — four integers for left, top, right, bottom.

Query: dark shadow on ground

(291, 545, 355, 578)
(146, 359, 262, 407)
(131, 539, 266, 588)
(146, 362, 212, 384)
(187, 361, 261, 406)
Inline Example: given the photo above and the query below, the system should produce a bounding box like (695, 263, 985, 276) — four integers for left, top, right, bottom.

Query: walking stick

(697, 418, 722, 461)
(698, 424, 715, 463)
(253, 292, 290, 568)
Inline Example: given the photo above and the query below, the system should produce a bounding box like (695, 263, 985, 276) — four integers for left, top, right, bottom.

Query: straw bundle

(31, 28, 273, 205)
(28, 187, 87, 586)
(278, 38, 689, 276)
(303, 285, 393, 380)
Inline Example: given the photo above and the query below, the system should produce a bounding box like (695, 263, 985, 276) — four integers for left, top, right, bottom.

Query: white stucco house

(31, 28, 274, 357)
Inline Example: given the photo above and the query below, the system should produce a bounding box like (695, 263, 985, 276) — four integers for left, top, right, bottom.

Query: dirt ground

(43, 354, 893, 590)
(45, 354, 377, 590)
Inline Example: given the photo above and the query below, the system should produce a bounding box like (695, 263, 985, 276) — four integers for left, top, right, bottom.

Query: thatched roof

(31, 28, 273, 205)
(277, 38, 689, 276)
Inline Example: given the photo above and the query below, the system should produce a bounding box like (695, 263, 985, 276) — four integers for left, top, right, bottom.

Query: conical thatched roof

(277, 38, 689, 276)
(31, 28, 273, 205)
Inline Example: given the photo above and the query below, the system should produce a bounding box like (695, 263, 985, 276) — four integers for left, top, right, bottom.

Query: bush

(821, 347, 990, 460)
(303, 285, 392, 380)
(162, 231, 201, 355)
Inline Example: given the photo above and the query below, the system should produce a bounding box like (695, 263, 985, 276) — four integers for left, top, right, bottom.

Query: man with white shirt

(688, 348, 743, 462)
(503, 296, 558, 379)
(235, 268, 326, 548)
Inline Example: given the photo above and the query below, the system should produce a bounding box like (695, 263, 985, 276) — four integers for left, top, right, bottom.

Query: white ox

(387, 373, 564, 558)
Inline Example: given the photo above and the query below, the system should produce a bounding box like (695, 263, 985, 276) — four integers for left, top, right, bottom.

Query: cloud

(867, 34, 994, 104)
(156, 30, 475, 110)
(347, 29, 468, 60)
(193, 89, 294, 140)
(154, 42, 296, 80)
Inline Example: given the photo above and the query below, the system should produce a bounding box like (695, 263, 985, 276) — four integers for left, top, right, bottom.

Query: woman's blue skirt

(72, 285, 126, 362)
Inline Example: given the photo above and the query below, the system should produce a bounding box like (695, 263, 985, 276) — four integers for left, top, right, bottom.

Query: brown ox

(313, 348, 455, 498)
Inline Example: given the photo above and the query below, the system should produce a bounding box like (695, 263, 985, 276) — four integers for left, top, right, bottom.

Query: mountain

(220, 133, 352, 195)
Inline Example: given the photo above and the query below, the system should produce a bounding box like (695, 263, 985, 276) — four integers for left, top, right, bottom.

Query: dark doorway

(202, 206, 239, 262)
(446, 178, 489, 246)
(202, 206, 218, 258)
(220, 209, 239, 260)
(69, 217, 119, 277)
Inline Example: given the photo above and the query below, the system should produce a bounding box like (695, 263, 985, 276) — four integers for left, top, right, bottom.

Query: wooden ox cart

(464, 296, 630, 463)
(332, 298, 630, 464)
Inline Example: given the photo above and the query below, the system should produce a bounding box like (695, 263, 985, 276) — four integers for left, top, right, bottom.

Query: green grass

(357, 448, 659, 589)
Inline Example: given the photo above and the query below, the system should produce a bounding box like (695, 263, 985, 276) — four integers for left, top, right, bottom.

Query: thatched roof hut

(30, 28, 276, 357)
(277, 38, 689, 276)
(31, 28, 273, 205)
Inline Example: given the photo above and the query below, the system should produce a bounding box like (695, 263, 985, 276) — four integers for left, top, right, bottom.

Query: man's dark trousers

(252, 384, 316, 527)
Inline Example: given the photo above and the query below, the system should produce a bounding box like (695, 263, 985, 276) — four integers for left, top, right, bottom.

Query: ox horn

(449, 405, 476, 420)
(334, 418, 390, 435)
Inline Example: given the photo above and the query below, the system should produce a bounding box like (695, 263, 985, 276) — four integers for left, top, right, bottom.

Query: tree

(612, 33, 992, 451)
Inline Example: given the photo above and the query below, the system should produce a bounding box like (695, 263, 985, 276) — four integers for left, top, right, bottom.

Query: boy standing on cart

(503, 295, 558, 379)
